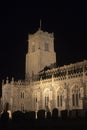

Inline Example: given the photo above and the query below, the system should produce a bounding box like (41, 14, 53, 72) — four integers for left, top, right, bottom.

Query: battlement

(2, 60, 87, 86)
(34, 60, 87, 81)
(2, 78, 29, 86)
(28, 29, 54, 40)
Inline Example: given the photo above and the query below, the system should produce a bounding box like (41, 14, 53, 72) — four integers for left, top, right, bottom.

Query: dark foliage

(0, 109, 87, 130)
(37, 109, 45, 119)
(0, 110, 9, 123)
(12, 110, 25, 122)
(77, 109, 86, 119)
(52, 108, 58, 119)
(25, 111, 35, 120)
(61, 110, 68, 119)
(46, 111, 51, 119)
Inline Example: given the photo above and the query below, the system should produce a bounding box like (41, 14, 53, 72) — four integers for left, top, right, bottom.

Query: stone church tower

(26, 27, 56, 79)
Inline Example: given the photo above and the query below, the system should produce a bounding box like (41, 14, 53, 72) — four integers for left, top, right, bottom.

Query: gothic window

(33, 91, 40, 111)
(45, 96, 49, 107)
(57, 95, 63, 107)
(21, 92, 24, 99)
(33, 97, 35, 108)
(44, 89, 50, 110)
(34, 96, 37, 103)
(76, 93, 79, 106)
(72, 93, 79, 106)
(21, 92, 22, 98)
(33, 93, 37, 107)
(72, 86, 80, 107)
(72, 94, 75, 106)
(60, 95, 62, 107)
(57, 95, 59, 107)
(23, 92, 24, 98)
(45, 43, 49, 51)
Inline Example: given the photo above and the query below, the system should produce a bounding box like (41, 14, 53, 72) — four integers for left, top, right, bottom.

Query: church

(1, 26, 87, 115)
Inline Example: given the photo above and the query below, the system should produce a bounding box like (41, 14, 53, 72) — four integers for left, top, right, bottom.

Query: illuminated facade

(1, 28, 87, 114)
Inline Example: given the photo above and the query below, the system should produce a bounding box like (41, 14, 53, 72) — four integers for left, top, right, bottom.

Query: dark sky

(0, 2, 87, 86)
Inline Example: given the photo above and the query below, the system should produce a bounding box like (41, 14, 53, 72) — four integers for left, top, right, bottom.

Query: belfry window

(45, 43, 49, 51)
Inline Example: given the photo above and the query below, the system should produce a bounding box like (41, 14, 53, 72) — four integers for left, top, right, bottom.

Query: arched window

(57, 95, 59, 107)
(57, 88, 64, 108)
(45, 96, 49, 107)
(72, 93, 79, 106)
(60, 95, 62, 107)
(57, 95, 63, 107)
(33, 91, 40, 111)
(43, 89, 51, 110)
(21, 92, 22, 98)
(21, 92, 24, 99)
(45, 43, 49, 51)
(72, 94, 75, 106)
(72, 86, 80, 107)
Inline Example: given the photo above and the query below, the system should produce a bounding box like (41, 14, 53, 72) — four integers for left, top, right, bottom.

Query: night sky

(0, 2, 87, 90)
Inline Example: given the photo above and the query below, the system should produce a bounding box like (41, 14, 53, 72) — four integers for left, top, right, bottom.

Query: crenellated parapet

(2, 78, 29, 87)
(28, 29, 54, 40)
(2, 60, 87, 87)
(38, 60, 87, 80)
(2, 77, 13, 86)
